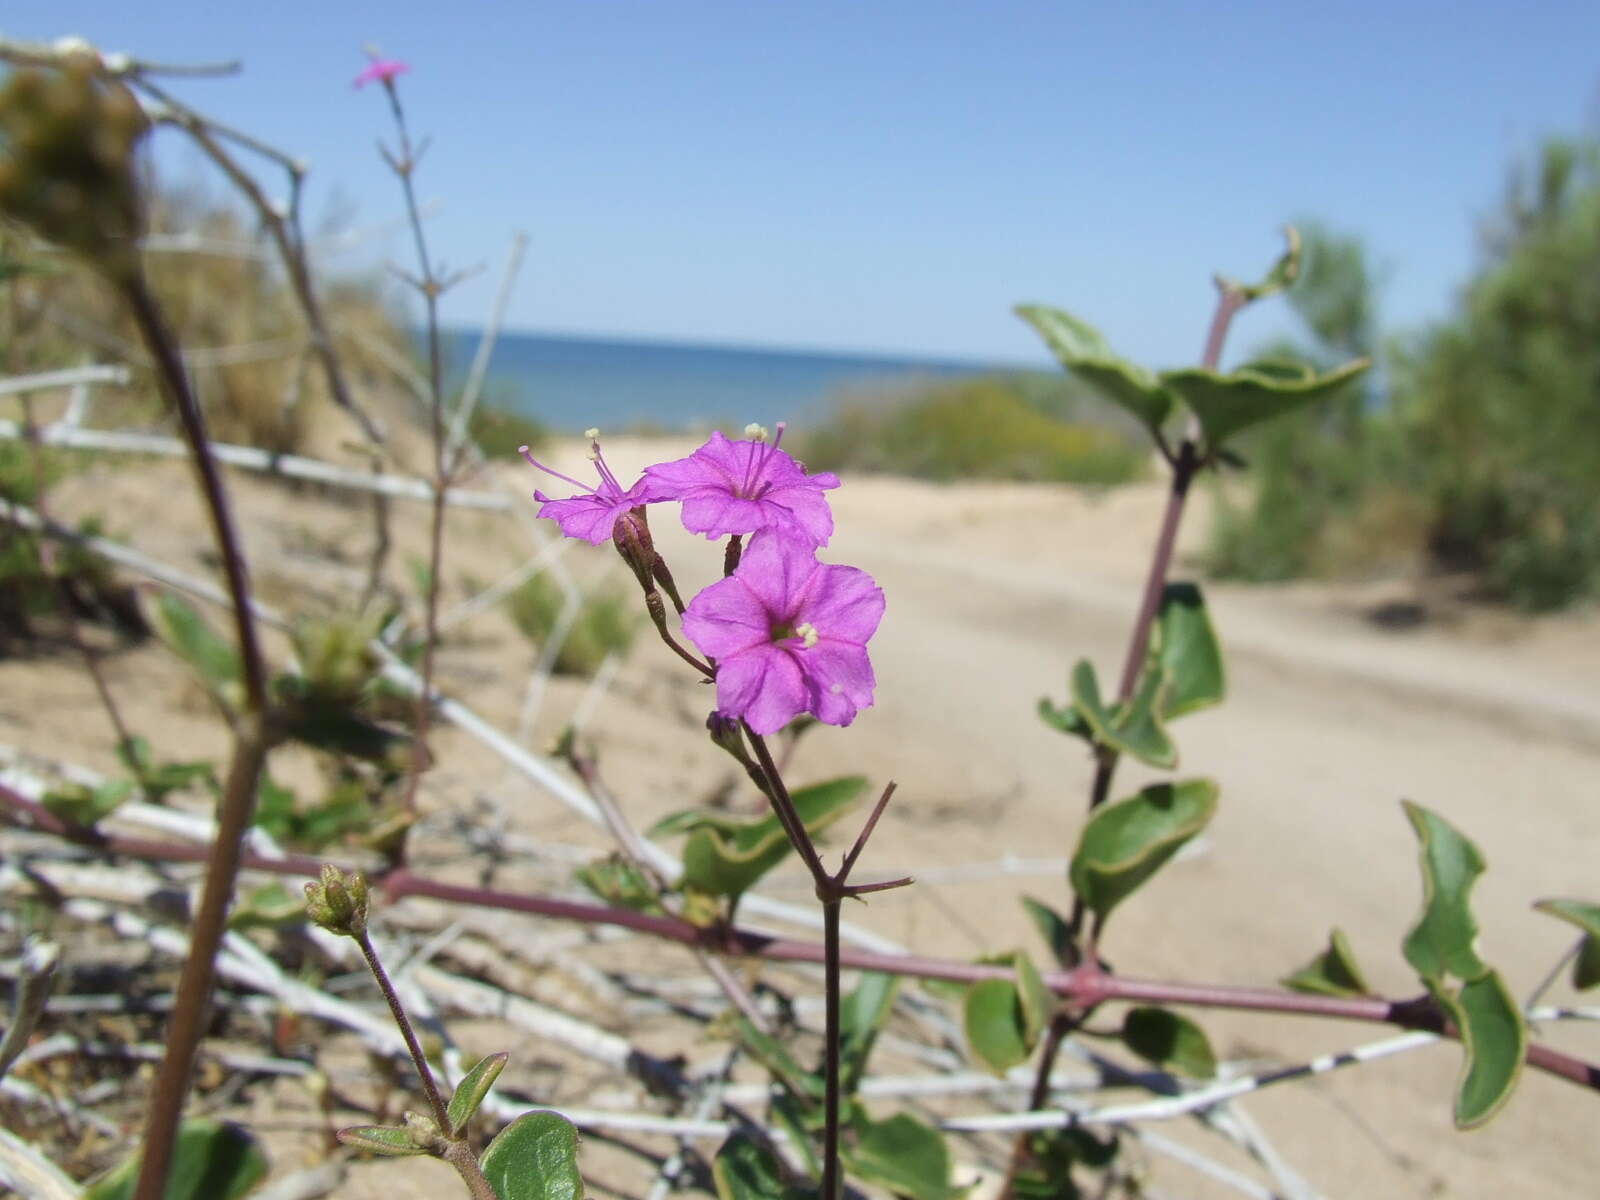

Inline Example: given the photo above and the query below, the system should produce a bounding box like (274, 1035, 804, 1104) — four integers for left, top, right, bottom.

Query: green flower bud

(303, 864, 370, 937)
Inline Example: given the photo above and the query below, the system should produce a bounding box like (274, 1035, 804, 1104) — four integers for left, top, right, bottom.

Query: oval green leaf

(1014, 305, 1175, 435)
(1534, 899, 1600, 990)
(1401, 801, 1488, 985)
(1069, 780, 1218, 924)
(1153, 582, 1225, 719)
(1158, 357, 1369, 449)
(334, 1125, 428, 1157)
(839, 971, 898, 1095)
(448, 1052, 509, 1135)
(1281, 927, 1372, 997)
(1435, 969, 1526, 1129)
(963, 977, 1029, 1075)
(151, 592, 241, 701)
(712, 1132, 813, 1199)
(1070, 659, 1177, 769)
(478, 1111, 583, 1200)
(84, 1120, 269, 1200)
(673, 776, 866, 899)
(1020, 896, 1074, 967)
(1121, 1006, 1217, 1078)
(844, 1113, 971, 1200)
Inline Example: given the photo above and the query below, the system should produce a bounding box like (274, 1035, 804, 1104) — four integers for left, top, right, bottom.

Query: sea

(440, 328, 1027, 434)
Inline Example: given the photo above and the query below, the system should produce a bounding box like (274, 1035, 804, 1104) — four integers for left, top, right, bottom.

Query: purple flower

(520, 431, 653, 545)
(642, 424, 840, 547)
(354, 58, 410, 89)
(683, 532, 884, 735)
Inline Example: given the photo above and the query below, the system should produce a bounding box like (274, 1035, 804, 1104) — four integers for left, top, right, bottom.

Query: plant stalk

(120, 269, 275, 1200)
(822, 898, 843, 1200)
(1004, 280, 1245, 1199)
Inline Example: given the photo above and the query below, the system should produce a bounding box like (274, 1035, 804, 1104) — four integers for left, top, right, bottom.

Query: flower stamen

(518, 444, 590, 492)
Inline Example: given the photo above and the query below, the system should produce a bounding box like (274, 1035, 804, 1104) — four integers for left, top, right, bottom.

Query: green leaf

(117, 735, 217, 802)
(1152, 582, 1225, 719)
(227, 881, 306, 930)
(1014, 952, 1053, 1045)
(1158, 357, 1370, 449)
(671, 776, 866, 899)
(279, 696, 409, 767)
(1070, 659, 1176, 769)
(448, 1052, 509, 1135)
(735, 1018, 825, 1102)
(151, 592, 242, 705)
(1015, 305, 1174, 436)
(1533, 899, 1600, 990)
(839, 971, 898, 1096)
(964, 977, 1029, 1074)
(768, 1092, 821, 1178)
(1036, 695, 1093, 742)
(1021, 896, 1073, 967)
(84, 1120, 269, 1199)
(1223, 224, 1303, 302)
(713, 1132, 814, 1199)
(1434, 970, 1526, 1129)
(1401, 801, 1489, 985)
(334, 1125, 428, 1157)
(1281, 928, 1372, 997)
(478, 1111, 583, 1200)
(1069, 780, 1217, 924)
(40, 779, 131, 828)
(845, 1112, 972, 1200)
(1576, 939, 1600, 991)
(574, 856, 664, 915)
(1120, 1007, 1217, 1078)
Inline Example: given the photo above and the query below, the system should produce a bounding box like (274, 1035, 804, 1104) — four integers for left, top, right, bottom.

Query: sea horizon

(439, 326, 1040, 434)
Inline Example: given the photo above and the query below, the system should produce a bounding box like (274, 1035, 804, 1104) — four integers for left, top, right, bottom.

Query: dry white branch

(942, 1030, 1441, 1133)
(0, 365, 131, 398)
(0, 421, 511, 509)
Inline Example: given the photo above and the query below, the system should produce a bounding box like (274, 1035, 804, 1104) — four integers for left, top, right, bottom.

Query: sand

(8, 432, 1600, 1198)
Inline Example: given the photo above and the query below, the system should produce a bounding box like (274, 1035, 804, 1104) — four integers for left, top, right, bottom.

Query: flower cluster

(520, 424, 883, 735)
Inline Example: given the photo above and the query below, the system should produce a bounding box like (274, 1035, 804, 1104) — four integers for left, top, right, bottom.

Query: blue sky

(6, 2, 1598, 367)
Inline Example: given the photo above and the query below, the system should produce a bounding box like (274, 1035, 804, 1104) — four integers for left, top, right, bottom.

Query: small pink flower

(354, 58, 410, 89)
(683, 532, 884, 735)
(642, 424, 840, 548)
(520, 432, 654, 545)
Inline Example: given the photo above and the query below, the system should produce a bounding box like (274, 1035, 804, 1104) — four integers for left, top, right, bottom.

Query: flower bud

(611, 505, 659, 594)
(303, 864, 370, 937)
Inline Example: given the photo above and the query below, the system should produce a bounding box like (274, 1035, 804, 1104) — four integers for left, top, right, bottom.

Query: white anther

(743, 423, 770, 443)
(794, 622, 820, 649)
(584, 427, 600, 441)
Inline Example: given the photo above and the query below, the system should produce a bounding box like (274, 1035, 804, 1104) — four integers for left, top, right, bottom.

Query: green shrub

(1399, 138, 1600, 610)
(506, 572, 639, 676)
(467, 399, 548, 458)
(796, 375, 1145, 485)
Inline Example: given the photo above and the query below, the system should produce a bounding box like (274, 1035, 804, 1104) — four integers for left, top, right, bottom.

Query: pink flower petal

(799, 561, 884, 645)
(734, 532, 821, 619)
(802, 639, 876, 726)
(682, 577, 771, 658)
(717, 647, 809, 735)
